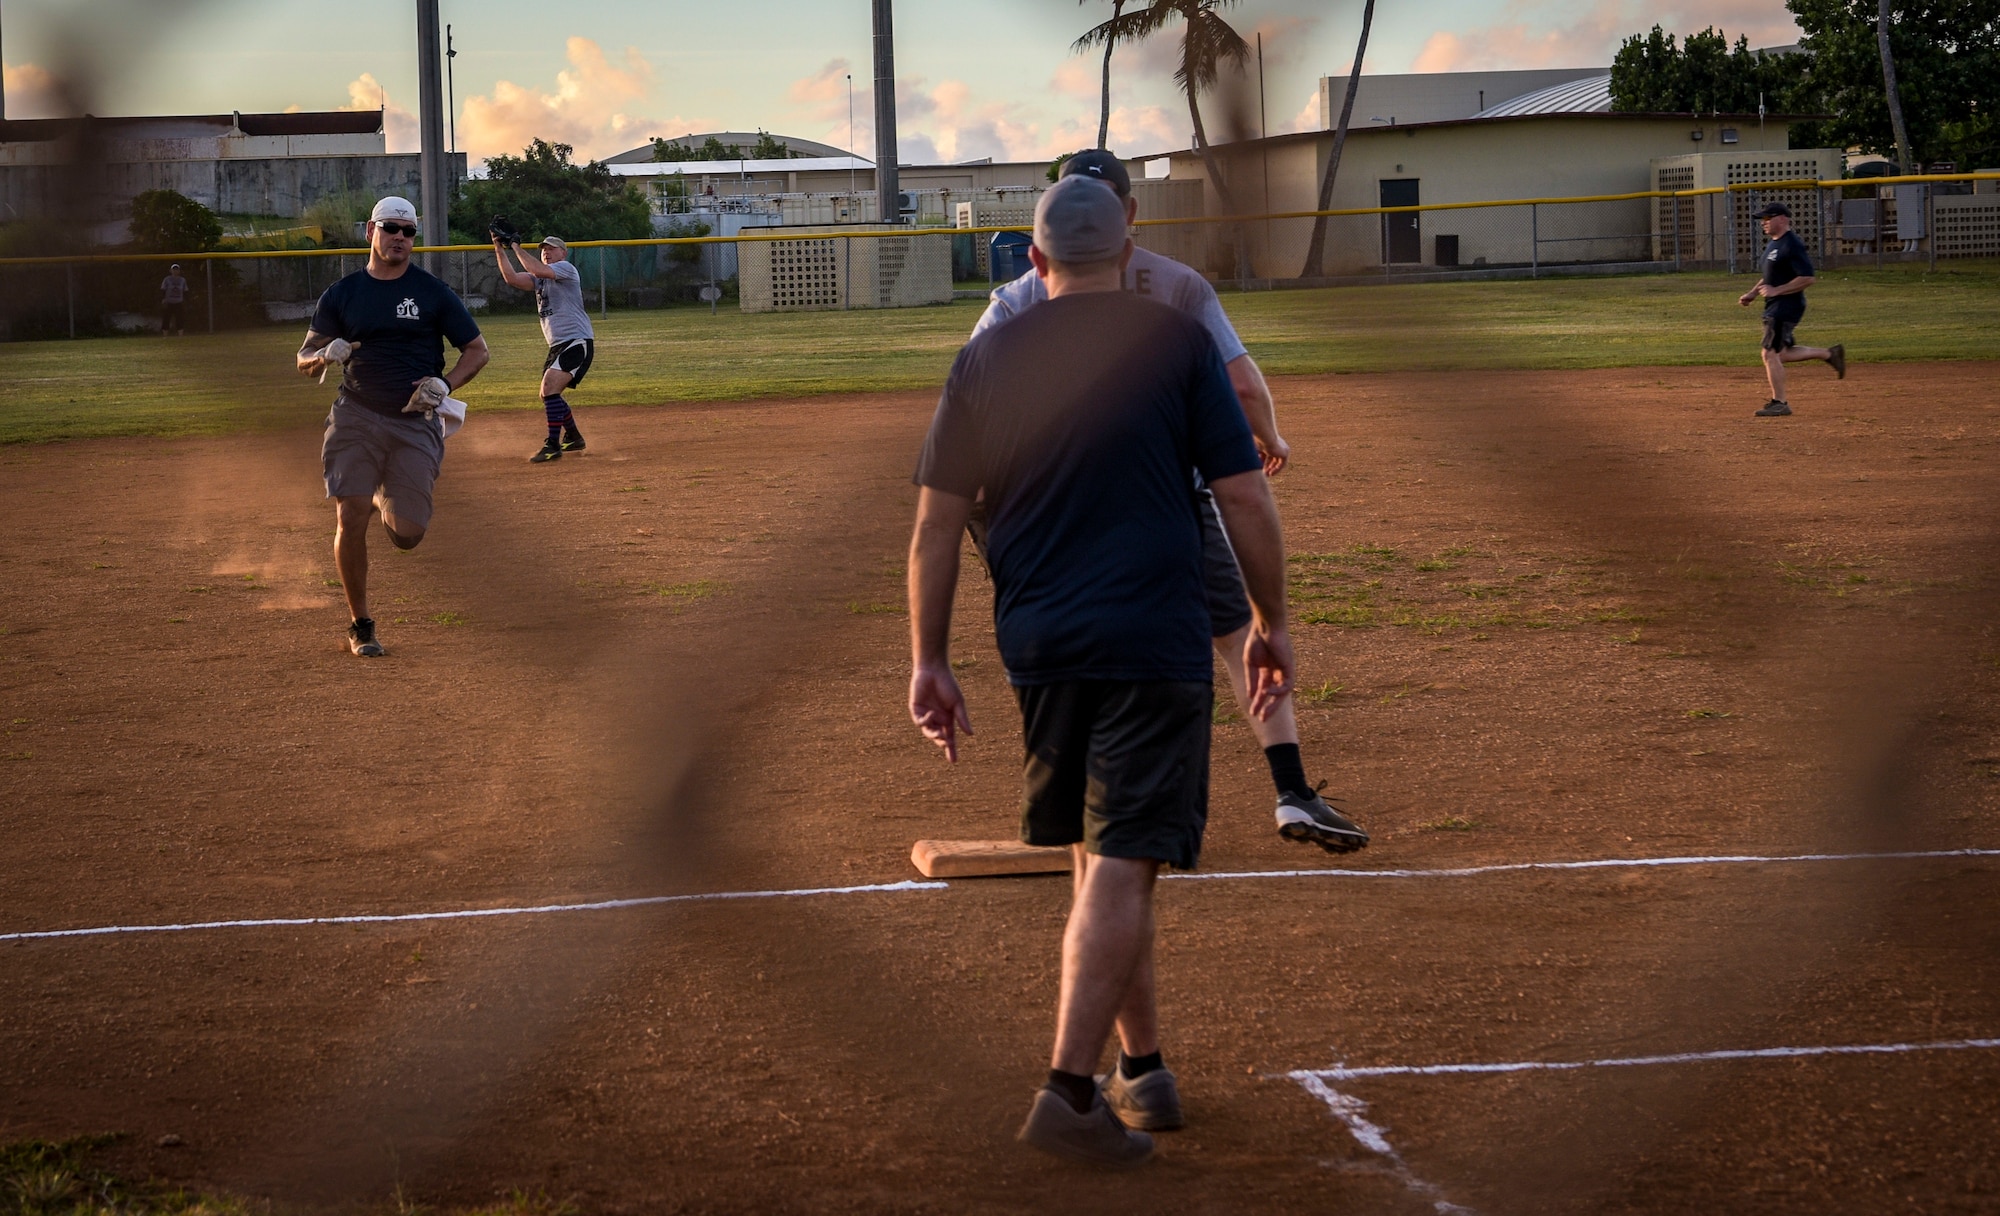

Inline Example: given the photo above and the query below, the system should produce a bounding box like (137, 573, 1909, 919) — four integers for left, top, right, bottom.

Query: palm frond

(1072, 7, 1170, 54)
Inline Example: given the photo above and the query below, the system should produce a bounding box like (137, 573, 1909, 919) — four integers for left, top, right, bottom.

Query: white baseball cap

(370, 196, 419, 225)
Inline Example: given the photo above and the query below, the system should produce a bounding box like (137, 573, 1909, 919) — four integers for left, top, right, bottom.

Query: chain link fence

(4, 174, 1995, 338)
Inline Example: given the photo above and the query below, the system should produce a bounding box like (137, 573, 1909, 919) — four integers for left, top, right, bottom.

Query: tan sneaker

(1101, 1066, 1185, 1131)
(1016, 1086, 1154, 1166)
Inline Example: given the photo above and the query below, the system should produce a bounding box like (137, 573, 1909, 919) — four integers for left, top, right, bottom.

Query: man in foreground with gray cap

(974, 150, 1367, 857)
(298, 196, 489, 657)
(908, 176, 1295, 1165)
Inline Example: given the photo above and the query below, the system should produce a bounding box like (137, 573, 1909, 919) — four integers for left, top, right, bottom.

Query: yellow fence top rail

(2, 172, 1995, 268)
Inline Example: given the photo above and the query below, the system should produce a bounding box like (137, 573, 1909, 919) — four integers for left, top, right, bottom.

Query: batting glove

(316, 337, 354, 384)
(405, 375, 450, 414)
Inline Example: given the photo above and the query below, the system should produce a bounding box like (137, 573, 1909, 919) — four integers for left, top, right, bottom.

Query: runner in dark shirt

(297, 196, 489, 657)
(1737, 202, 1845, 417)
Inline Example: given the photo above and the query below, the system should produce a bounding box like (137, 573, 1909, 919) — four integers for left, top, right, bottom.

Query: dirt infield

(3, 363, 1998, 1213)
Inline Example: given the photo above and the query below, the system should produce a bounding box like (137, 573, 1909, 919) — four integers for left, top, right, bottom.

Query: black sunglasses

(376, 222, 418, 238)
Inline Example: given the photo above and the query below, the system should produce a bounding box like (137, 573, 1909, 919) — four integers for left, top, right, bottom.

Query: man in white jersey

(493, 229, 593, 463)
(971, 150, 1367, 854)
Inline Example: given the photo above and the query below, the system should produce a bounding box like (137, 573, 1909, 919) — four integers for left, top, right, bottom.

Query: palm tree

(1080, 1, 1249, 203)
(1073, 0, 1147, 149)
(1876, 0, 1914, 171)
(1301, 0, 1376, 278)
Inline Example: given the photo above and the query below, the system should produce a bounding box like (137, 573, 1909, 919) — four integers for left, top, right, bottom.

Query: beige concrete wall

(1169, 116, 1796, 277)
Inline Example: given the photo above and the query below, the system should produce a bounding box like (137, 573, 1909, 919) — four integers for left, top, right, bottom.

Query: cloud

(1283, 87, 1322, 135)
(338, 72, 418, 154)
(2, 61, 70, 119)
(455, 37, 710, 164)
(1408, 0, 1802, 72)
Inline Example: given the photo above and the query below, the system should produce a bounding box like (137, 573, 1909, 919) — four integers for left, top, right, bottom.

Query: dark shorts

(1015, 680, 1213, 871)
(1195, 488, 1254, 638)
(161, 302, 184, 332)
(544, 338, 595, 387)
(967, 490, 1252, 641)
(322, 396, 445, 531)
(1762, 316, 1798, 352)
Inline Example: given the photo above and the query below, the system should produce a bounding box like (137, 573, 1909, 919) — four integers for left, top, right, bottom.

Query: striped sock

(542, 394, 571, 438)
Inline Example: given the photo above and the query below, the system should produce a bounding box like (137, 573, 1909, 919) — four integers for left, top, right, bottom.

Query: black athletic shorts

(1015, 680, 1213, 871)
(1762, 317, 1798, 352)
(544, 338, 595, 387)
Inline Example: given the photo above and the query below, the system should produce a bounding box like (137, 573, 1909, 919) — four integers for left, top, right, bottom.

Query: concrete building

(0, 111, 460, 226)
(1156, 84, 1815, 278)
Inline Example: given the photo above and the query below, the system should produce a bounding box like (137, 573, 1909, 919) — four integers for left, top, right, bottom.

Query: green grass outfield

(1, 262, 1994, 446)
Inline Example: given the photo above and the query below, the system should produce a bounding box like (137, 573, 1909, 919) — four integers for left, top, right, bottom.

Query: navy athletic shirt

(915, 292, 1261, 685)
(311, 266, 480, 416)
(1760, 230, 1814, 323)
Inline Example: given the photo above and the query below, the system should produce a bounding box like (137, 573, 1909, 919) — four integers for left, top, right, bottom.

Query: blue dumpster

(989, 230, 1033, 282)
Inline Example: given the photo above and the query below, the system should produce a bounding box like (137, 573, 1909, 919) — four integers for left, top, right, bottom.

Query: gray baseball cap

(1033, 175, 1128, 264)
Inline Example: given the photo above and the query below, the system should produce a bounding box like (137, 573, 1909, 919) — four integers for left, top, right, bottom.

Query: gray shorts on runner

(322, 395, 445, 531)
(1196, 487, 1254, 638)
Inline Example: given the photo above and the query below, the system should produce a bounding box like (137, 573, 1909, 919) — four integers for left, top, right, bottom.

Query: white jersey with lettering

(970, 246, 1248, 363)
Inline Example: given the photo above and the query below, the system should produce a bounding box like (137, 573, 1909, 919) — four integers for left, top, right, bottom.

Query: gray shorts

(1196, 488, 1254, 638)
(322, 396, 445, 531)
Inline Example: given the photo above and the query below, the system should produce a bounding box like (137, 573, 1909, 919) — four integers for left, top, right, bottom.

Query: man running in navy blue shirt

(298, 196, 489, 657)
(1737, 201, 1845, 417)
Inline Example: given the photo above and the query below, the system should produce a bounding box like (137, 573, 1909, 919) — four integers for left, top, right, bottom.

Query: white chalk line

(0, 880, 947, 943)
(7, 846, 1996, 945)
(1289, 1035, 2000, 1215)
(1170, 846, 2000, 884)
(1292, 1036, 2000, 1083)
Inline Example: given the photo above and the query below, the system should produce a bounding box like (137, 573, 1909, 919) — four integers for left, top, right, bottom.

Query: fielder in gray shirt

(494, 233, 595, 463)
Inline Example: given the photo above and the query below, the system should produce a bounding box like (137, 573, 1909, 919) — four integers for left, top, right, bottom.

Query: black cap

(1059, 149, 1132, 198)
(1752, 201, 1791, 218)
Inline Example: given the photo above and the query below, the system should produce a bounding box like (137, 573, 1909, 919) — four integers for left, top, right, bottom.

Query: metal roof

(1474, 75, 1614, 118)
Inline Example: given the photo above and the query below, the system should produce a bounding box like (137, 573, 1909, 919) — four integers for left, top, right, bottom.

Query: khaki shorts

(322, 396, 445, 531)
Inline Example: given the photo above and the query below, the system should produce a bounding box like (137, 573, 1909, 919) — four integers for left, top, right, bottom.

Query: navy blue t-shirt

(914, 292, 1261, 685)
(310, 266, 480, 415)
(1761, 230, 1814, 323)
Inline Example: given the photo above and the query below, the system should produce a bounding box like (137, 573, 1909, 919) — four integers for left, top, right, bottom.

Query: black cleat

(347, 617, 385, 658)
(1276, 784, 1369, 853)
(1828, 344, 1846, 379)
(1755, 399, 1793, 417)
(560, 427, 586, 453)
(530, 436, 563, 463)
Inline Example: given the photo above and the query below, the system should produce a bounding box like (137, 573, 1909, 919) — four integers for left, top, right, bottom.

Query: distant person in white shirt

(493, 228, 594, 463)
(160, 264, 189, 336)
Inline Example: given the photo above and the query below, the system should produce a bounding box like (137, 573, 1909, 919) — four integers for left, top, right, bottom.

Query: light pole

(847, 73, 856, 212)
(415, 0, 450, 270)
(446, 23, 457, 154)
(872, 0, 899, 224)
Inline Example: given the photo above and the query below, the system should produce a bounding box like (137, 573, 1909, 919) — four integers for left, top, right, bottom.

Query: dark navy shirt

(311, 266, 480, 415)
(915, 292, 1261, 685)
(1761, 230, 1813, 323)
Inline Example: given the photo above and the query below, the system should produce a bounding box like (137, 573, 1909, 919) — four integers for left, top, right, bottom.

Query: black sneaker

(1754, 400, 1793, 417)
(347, 617, 385, 658)
(560, 427, 586, 453)
(530, 436, 563, 463)
(1828, 344, 1846, 379)
(1276, 784, 1369, 853)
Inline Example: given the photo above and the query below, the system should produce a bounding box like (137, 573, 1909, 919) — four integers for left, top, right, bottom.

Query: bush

(129, 190, 222, 254)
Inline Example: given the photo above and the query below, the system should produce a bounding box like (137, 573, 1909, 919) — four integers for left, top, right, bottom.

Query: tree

(1300, 0, 1375, 279)
(1785, 0, 2000, 168)
(1073, 0, 1146, 149)
(455, 140, 652, 243)
(128, 189, 222, 253)
(1876, 0, 1916, 170)
(1609, 25, 1793, 114)
(750, 131, 798, 159)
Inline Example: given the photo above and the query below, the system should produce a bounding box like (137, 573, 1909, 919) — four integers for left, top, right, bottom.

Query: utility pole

(446, 23, 458, 154)
(415, 0, 450, 272)
(872, 0, 900, 224)
(1, 0, 8, 120)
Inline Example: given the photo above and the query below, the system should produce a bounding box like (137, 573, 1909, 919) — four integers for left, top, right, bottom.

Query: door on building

(1380, 178, 1421, 264)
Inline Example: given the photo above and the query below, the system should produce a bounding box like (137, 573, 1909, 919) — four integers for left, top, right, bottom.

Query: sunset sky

(2, 0, 1805, 165)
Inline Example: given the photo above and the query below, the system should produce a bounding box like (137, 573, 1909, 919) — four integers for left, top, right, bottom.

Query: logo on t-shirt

(396, 298, 420, 320)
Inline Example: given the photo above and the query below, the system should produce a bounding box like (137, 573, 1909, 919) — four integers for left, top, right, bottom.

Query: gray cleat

(1100, 1066, 1184, 1131)
(1017, 1086, 1154, 1167)
(347, 617, 385, 658)
(1276, 786, 1369, 854)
